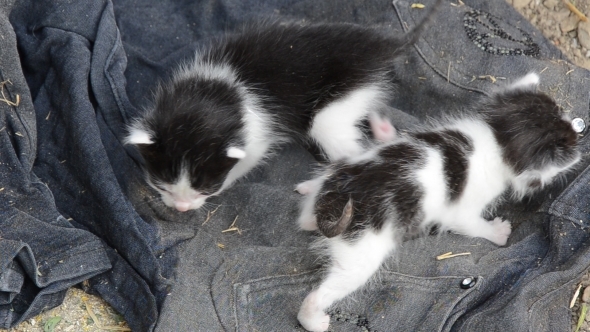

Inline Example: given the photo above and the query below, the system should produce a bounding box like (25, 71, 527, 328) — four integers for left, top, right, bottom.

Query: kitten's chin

(161, 194, 207, 212)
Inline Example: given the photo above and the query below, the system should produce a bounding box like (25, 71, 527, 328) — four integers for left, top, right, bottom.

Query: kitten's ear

(125, 128, 154, 145)
(508, 73, 539, 90)
(227, 147, 246, 159)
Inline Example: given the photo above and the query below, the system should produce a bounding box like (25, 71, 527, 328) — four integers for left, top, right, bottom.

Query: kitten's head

(483, 73, 580, 198)
(125, 75, 247, 211)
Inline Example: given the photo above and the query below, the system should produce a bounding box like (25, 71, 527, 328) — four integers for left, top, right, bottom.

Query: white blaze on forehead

(227, 147, 247, 159)
(125, 127, 154, 145)
(170, 168, 195, 197)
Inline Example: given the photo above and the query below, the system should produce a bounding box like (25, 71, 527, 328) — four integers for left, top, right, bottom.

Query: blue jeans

(1, 0, 589, 331)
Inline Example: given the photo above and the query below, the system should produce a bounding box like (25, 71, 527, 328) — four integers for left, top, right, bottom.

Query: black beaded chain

(329, 310, 374, 332)
(464, 9, 540, 57)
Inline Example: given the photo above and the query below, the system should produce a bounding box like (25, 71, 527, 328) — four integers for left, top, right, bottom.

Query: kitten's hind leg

(309, 86, 386, 161)
(445, 216, 512, 246)
(298, 224, 396, 332)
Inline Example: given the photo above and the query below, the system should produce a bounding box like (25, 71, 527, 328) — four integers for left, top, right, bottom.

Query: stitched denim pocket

(213, 247, 476, 332)
(234, 271, 476, 332)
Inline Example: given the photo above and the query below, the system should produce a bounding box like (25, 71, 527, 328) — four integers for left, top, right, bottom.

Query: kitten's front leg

(295, 176, 325, 195)
(298, 224, 395, 331)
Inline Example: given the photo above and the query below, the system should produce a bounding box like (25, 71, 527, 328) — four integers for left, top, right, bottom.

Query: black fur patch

(206, 22, 402, 135)
(314, 143, 424, 239)
(412, 130, 473, 201)
(483, 90, 578, 174)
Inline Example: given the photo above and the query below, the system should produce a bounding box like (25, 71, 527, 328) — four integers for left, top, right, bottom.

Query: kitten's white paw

(298, 291, 330, 332)
(295, 180, 318, 195)
(487, 217, 512, 246)
(298, 214, 318, 231)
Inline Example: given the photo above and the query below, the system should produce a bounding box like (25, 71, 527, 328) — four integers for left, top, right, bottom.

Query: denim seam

(104, 28, 129, 124)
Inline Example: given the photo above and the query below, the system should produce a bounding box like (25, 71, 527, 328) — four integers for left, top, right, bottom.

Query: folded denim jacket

(1, 0, 589, 331)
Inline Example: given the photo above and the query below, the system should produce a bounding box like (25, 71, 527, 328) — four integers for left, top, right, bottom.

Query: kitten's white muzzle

(160, 192, 208, 211)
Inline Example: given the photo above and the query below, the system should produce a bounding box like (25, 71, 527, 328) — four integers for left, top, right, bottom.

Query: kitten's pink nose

(175, 202, 191, 212)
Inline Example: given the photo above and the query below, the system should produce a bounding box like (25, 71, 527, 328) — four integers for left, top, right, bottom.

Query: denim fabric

(1, 0, 589, 331)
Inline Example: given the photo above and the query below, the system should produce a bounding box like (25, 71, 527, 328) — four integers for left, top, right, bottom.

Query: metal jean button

(460, 277, 477, 289)
(572, 118, 586, 133)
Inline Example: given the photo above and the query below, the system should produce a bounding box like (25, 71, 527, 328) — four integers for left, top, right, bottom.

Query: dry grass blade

(0, 80, 20, 107)
(571, 284, 583, 308)
(222, 215, 241, 234)
(576, 303, 588, 332)
(436, 252, 471, 260)
(411, 3, 425, 8)
(563, 0, 588, 22)
(202, 204, 222, 225)
(82, 297, 131, 331)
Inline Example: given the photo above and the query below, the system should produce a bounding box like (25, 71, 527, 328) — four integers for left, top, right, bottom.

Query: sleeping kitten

(296, 73, 580, 332)
(124, 0, 442, 211)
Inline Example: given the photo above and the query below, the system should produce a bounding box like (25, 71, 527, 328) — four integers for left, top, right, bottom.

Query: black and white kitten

(296, 73, 581, 332)
(124, 1, 442, 211)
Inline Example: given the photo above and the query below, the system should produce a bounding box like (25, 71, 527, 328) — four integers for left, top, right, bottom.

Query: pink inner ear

(370, 115, 397, 142)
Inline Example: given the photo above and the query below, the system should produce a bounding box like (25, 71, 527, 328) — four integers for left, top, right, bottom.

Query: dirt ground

(3, 1, 590, 332)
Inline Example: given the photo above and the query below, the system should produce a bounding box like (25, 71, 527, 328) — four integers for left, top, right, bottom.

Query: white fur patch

(125, 127, 153, 145)
(227, 147, 247, 159)
(509, 73, 539, 90)
(310, 85, 386, 161)
(220, 88, 278, 191)
(176, 55, 238, 85)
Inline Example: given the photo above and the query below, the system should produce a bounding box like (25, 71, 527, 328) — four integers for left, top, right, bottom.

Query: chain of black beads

(295, 309, 375, 331)
(463, 10, 540, 57)
(329, 310, 374, 332)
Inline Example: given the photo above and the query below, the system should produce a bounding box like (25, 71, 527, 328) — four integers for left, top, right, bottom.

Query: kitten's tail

(317, 197, 354, 238)
(393, 0, 444, 54)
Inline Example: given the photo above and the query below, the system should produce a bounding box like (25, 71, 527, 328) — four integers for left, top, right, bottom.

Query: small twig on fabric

(563, 0, 588, 22)
(566, 69, 575, 75)
(222, 215, 241, 234)
(202, 205, 222, 225)
(436, 252, 471, 260)
(411, 3, 425, 9)
(0, 80, 20, 107)
(571, 284, 583, 308)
